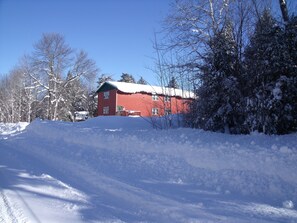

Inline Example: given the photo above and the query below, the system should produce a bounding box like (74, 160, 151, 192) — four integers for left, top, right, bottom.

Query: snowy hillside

(0, 117, 297, 222)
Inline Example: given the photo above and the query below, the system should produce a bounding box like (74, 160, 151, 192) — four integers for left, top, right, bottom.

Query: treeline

(0, 33, 99, 123)
(0, 33, 152, 123)
(97, 73, 179, 88)
(159, 0, 297, 135)
(97, 73, 148, 86)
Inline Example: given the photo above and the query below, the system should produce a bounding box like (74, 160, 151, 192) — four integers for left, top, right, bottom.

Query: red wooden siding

(117, 92, 153, 117)
(114, 91, 191, 117)
(97, 89, 117, 116)
(97, 82, 193, 117)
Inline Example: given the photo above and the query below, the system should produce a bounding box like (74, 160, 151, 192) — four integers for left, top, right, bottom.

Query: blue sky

(0, 0, 172, 84)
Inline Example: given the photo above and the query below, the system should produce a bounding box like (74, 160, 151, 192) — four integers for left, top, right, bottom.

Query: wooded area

(1, 0, 296, 135)
(0, 33, 99, 122)
(155, 0, 297, 134)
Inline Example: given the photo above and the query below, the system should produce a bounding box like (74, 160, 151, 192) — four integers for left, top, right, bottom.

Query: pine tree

(137, 76, 147, 85)
(278, 16, 297, 133)
(190, 21, 243, 133)
(244, 10, 292, 134)
(118, 73, 136, 83)
(167, 77, 179, 88)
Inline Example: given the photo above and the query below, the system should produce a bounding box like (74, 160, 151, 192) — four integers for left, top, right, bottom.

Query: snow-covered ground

(0, 116, 297, 222)
(0, 122, 28, 136)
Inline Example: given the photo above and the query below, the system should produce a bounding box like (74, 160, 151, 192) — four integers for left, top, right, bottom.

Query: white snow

(0, 122, 29, 135)
(0, 116, 297, 222)
(103, 81, 195, 99)
(273, 82, 282, 100)
(283, 200, 294, 209)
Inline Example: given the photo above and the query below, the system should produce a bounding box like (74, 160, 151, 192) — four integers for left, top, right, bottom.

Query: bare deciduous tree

(0, 33, 99, 123)
(30, 33, 72, 120)
(97, 74, 114, 88)
(29, 33, 98, 120)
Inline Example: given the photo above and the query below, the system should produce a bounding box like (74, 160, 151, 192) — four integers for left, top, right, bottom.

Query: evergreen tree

(278, 16, 297, 133)
(190, 21, 243, 133)
(244, 10, 293, 134)
(167, 77, 179, 88)
(118, 73, 136, 83)
(137, 76, 147, 85)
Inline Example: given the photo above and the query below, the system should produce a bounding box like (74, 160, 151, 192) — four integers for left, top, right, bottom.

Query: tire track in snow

(13, 189, 41, 223)
(0, 190, 18, 223)
(0, 189, 36, 223)
(0, 147, 39, 223)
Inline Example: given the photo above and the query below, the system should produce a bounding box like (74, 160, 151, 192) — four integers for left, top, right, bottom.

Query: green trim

(96, 82, 117, 93)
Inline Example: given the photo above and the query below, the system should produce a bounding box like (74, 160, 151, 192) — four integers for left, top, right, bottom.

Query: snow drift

(0, 122, 28, 136)
(0, 117, 297, 222)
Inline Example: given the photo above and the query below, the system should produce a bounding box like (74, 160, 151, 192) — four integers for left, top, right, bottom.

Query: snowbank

(26, 118, 297, 200)
(1, 116, 297, 222)
(0, 122, 29, 135)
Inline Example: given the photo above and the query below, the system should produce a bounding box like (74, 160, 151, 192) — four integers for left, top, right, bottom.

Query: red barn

(96, 81, 195, 117)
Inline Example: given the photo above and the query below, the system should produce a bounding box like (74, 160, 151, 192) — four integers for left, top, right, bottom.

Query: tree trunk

(279, 0, 289, 23)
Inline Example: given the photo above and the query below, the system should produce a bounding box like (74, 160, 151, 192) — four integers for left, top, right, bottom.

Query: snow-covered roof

(99, 81, 195, 99)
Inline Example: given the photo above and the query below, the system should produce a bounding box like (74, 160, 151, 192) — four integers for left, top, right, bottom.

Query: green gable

(96, 82, 117, 93)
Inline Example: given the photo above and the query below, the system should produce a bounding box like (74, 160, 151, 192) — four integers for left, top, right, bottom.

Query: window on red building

(152, 108, 159, 115)
(164, 95, 171, 102)
(152, 94, 158, 101)
(103, 106, 109, 114)
(165, 109, 171, 115)
(104, 91, 110, 99)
